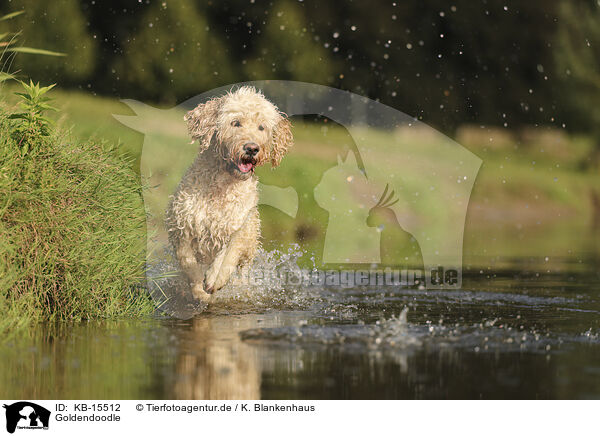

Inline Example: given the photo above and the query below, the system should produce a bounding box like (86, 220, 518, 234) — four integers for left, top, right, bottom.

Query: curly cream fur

(166, 87, 293, 301)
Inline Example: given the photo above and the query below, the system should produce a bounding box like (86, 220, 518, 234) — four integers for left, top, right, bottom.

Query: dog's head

(184, 87, 293, 179)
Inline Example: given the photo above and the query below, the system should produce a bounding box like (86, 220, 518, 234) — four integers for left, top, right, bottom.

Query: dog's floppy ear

(270, 115, 293, 167)
(184, 97, 222, 153)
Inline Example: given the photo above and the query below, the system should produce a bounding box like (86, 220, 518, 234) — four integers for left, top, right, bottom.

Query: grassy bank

(0, 85, 153, 339)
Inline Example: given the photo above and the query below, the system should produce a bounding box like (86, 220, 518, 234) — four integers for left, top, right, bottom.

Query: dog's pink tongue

(238, 162, 253, 173)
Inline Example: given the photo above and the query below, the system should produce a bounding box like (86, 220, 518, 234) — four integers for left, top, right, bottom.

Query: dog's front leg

(176, 240, 210, 301)
(204, 209, 259, 293)
(203, 246, 228, 294)
(203, 237, 243, 294)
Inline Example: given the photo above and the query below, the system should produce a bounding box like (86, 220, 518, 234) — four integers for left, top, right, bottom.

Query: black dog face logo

(3, 402, 50, 434)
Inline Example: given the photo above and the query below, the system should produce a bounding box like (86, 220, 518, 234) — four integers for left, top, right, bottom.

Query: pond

(1, 223, 599, 400)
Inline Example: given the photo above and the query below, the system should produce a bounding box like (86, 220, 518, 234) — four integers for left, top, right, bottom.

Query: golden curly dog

(166, 87, 293, 302)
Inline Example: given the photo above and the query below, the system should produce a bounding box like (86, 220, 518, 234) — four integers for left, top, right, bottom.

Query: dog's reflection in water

(174, 316, 261, 400)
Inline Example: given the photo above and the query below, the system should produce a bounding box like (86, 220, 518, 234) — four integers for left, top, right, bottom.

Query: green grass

(0, 88, 153, 340)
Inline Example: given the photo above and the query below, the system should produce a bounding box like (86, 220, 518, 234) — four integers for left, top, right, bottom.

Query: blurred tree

(0, 0, 589, 135)
(555, 0, 600, 161)
(0, 10, 66, 84)
(244, 0, 333, 84)
(112, 0, 235, 103)
(298, 0, 561, 133)
(554, 0, 600, 224)
(1, 0, 96, 85)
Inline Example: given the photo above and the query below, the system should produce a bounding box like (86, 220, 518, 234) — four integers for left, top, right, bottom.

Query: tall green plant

(8, 80, 57, 152)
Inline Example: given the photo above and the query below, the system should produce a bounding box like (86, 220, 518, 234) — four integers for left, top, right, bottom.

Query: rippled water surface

(1, 251, 599, 399)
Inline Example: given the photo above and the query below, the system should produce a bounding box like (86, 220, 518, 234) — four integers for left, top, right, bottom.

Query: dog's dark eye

(232, 120, 241, 127)
(258, 125, 264, 131)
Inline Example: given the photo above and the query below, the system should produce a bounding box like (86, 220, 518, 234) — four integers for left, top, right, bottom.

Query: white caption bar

(0, 400, 597, 435)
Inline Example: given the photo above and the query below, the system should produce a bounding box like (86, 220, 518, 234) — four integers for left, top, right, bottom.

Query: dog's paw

(204, 265, 235, 294)
(191, 282, 212, 302)
(203, 264, 220, 294)
(214, 266, 236, 290)
(202, 276, 221, 294)
(203, 277, 214, 295)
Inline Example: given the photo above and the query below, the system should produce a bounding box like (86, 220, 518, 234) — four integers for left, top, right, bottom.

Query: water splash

(240, 302, 600, 356)
(240, 306, 422, 349)
(146, 245, 325, 318)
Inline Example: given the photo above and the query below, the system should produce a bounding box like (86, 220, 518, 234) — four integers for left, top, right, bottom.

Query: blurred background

(2, 0, 600, 134)
(1, 0, 599, 269)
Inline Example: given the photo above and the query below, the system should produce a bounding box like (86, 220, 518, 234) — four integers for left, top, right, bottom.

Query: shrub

(0, 83, 152, 337)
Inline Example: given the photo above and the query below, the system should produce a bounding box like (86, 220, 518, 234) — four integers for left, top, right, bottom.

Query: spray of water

(146, 245, 327, 318)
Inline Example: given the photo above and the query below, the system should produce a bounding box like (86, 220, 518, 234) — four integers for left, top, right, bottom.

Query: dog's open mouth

(236, 156, 256, 173)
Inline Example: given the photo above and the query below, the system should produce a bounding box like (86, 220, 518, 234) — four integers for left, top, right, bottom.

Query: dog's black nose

(243, 142, 259, 156)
